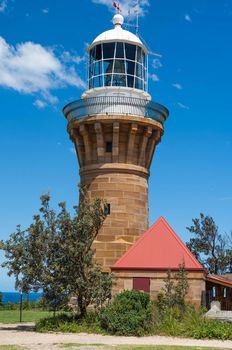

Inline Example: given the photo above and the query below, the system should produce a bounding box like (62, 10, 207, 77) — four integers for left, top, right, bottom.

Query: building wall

(112, 270, 206, 307)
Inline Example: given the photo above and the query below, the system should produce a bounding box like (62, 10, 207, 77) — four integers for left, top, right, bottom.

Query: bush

(35, 311, 102, 333)
(99, 290, 152, 336)
(153, 304, 232, 340)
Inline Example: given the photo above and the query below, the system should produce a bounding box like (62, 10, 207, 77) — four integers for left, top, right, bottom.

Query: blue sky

(0, 0, 232, 291)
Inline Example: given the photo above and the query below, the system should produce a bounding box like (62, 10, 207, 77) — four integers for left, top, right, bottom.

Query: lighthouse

(63, 13, 169, 271)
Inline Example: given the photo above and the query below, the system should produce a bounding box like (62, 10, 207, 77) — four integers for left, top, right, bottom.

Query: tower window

(106, 142, 112, 153)
(104, 203, 111, 216)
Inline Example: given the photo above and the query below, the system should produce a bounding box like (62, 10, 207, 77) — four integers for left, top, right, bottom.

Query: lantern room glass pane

(95, 44, 102, 60)
(104, 74, 112, 86)
(112, 74, 126, 87)
(89, 77, 93, 89)
(89, 47, 95, 66)
(127, 75, 134, 88)
(137, 47, 142, 64)
(115, 42, 124, 58)
(125, 44, 136, 60)
(114, 60, 125, 74)
(126, 61, 135, 75)
(103, 59, 114, 74)
(134, 78, 143, 90)
(94, 61, 102, 76)
(103, 43, 115, 59)
(136, 63, 143, 79)
(93, 75, 102, 88)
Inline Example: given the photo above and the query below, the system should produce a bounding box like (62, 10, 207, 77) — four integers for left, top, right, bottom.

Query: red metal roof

(112, 216, 205, 271)
(206, 275, 232, 288)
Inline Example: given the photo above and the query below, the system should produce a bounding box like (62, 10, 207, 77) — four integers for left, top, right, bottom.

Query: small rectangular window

(224, 287, 227, 298)
(104, 203, 111, 215)
(106, 142, 112, 152)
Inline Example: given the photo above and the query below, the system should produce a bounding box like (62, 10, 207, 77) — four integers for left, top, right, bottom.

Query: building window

(224, 287, 227, 298)
(212, 286, 217, 298)
(104, 203, 111, 216)
(106, 142, 112, 153)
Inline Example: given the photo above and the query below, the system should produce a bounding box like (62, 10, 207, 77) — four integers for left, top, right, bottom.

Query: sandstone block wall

(112, 270, 206, 307)
(68, 115, 163, 271)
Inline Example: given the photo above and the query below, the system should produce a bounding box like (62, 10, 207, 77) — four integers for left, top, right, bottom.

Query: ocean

(1, 292, 42, 304)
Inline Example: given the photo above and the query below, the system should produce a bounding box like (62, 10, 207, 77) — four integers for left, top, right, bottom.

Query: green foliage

(99, 290, 153, 336)
(186, 213, 232, 274)
(153, 304, 232, 340)
(156, 264, 189, 314)
(1, 186, 113, 316)
(35, 312, 102, 334)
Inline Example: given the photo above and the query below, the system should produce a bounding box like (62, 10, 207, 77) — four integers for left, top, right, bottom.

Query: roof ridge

(112, 216, 205, 271)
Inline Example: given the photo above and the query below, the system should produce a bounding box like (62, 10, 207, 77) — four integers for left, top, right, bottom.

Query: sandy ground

(1, 323, 232, 350)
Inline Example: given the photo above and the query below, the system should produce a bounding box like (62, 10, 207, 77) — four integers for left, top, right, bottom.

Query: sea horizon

(1, 292, 42, 304)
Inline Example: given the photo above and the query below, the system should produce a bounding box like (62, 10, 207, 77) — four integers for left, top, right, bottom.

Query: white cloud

(177, 102, 189, 110)
(33, 99, 47, 109)
(92, 0, 150, 18)
(0, 36, 86, 105)
(61, 51, 85, 65)
(172, 83, 183, 90)
(149, 73, 159, 82)
(42, 8, 49, 14)
(184, 14, 192, 22)
(0, 0, 7, 12)
(152, 58, 162, 69)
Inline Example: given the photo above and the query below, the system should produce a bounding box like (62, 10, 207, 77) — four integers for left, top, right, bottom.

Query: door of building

(133, 277, 150, 293)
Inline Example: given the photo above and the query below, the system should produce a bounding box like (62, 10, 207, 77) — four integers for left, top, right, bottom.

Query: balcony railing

(63, 96, 169, 125)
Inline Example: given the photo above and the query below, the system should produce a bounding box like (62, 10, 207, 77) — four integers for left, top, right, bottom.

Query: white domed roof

(88, 14, 147, 53)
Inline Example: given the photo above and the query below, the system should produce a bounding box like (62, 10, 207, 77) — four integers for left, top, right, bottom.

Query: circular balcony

(63, 96, 169, 125)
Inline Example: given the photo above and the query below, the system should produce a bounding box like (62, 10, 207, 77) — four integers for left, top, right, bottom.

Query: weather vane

(113, 2, 121, 13)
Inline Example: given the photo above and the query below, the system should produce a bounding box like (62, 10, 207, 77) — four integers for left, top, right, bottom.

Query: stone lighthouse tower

(63, 13, 169, 271)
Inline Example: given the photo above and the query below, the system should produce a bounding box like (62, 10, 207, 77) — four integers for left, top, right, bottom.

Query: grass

(61, 345, 231, 350)
(0, 309, 51, 323)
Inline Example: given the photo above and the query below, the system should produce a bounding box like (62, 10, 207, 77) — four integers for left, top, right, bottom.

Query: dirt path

(1, 323, 232, 350)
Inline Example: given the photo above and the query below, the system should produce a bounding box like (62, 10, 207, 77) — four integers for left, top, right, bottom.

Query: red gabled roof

(112, 216, 205, 271)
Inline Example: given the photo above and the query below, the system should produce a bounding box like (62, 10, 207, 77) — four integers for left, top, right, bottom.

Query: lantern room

(86, 14, 148, 95)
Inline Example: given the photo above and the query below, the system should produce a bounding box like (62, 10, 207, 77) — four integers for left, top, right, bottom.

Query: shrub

(35, 311, 102, 333)
(153, 304, 232, 340)
(98, 290, 152, 336)
(156, 264, 189, 315)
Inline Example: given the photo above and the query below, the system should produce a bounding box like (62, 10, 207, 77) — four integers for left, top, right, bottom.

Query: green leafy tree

(1, 187, 113, 316)
(186, 213, 232, 274)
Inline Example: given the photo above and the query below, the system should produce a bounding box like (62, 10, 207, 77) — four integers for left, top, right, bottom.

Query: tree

(1, 187, 113, 316)
(157, 263, 189, 312)
(186, 213, 232, 275)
